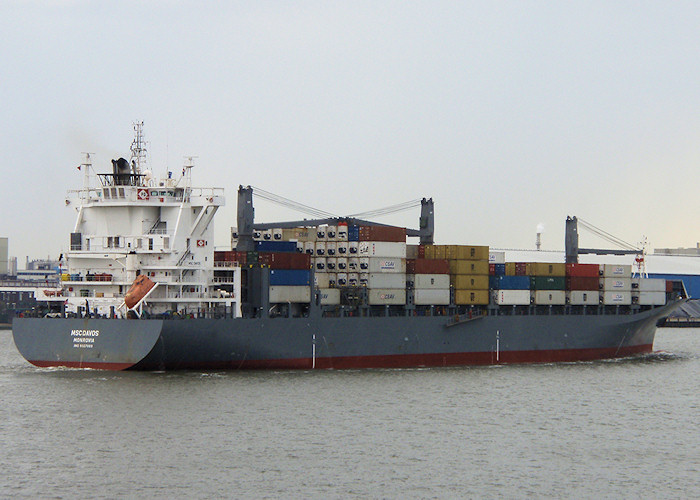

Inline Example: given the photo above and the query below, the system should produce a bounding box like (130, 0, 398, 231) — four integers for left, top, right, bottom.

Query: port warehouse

(213, 222, 675, 317)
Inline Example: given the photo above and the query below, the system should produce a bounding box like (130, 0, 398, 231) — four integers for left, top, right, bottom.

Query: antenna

(130, 121, 148, 174)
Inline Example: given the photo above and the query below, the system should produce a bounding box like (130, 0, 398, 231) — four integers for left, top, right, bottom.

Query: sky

(1, 1, 699, 265)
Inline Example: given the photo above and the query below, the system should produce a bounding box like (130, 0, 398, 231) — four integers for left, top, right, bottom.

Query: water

(1, 328, 698, 499)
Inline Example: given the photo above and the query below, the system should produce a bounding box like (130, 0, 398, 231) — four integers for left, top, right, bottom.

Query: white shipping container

(314, 272, 330, 288)
(348, 273, 359, 286)
(636, 291, 666, 305)
(602, 264, 631, 278)
(368, 257, 406, 274)
(316, 226, 327, 240)
(269, 285, 311, 303)
(495, 289, 531, 305)
(327, 273, 337, 287)
(315, 241, 326, 256)
(326, 242, 337, 256)
(359, 273, 369, 286)
(414, 288, 450, 305)
(489, 251, 506, 264)
(414, 274, 450, 289)
(304, 242, 315, 255)
(534, 290, 566, 305)
(326, 225, 337, 240)
(296, 241, 304, 253)
(569, 290, 599, 305)
(359, 257, 369, 271)
(367, 273, 407, 289)
(272, 228, 283, 240)
(348, 258, 359, 271)
(337, 242, 349, 255)
(368, 288, 406, 305)
(634, 278, 666, 292)
(337, 257, 348, 270)
(326, 257, 337, 271)
(601, 277, 631, 291)
(348, 241, 359, 255)
(406, 245, 419, 260)
(602, 291, 632, 305)
(319, 288, 341, 305)
(314, 257, 326, 271)
(337, 224, 348, 241)
(336, 272, 348, 286)
(262, 229, 273, 241)
(358, 241, 407, 258)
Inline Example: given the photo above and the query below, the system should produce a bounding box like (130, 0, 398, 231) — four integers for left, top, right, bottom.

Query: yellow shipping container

(451, 275, 490, 290)
(530, 262, 566, 277)
(449, 260, 490, 275)
(505, 263, 516, 276)
(451, 245, 490, 260)
(455, 289, 490, 305)
(424, 244, 435, 259)
(433, 245, 446, 260)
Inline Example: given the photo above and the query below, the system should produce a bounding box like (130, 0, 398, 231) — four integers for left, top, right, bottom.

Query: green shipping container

(530, 276, 566, 290)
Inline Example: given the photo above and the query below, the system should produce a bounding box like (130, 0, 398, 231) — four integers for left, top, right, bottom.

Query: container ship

(12, 124, 687, 371)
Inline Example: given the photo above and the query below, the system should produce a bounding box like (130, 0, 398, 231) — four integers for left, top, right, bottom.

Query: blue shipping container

(494, 263, 506, 276)
(348, 225, 360, 241)
(269, 269, 311, 286)
(256, 241, 298, 253)
(493, 275, 530, 290)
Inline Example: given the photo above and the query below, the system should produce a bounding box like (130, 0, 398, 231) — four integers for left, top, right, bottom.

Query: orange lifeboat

(124, 275, 156, 309)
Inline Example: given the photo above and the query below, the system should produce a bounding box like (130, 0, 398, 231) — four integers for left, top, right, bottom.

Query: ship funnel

(112, 157, 131, 185)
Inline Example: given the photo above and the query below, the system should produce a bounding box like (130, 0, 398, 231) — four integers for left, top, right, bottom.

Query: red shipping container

(489, 263, 495, 276)
(414, 258, 450, 274)
(515, 263, 528, 276)
(666, 280, 673, 292)
(259, 252, 311, 270)
(567, 276, 600, 291)
(406, 259, 416, 274)
(418, 245, 425, 258)
(234, 251, 247, 264)
(358, 225, 406, 242)
(566, 263, 600, 277)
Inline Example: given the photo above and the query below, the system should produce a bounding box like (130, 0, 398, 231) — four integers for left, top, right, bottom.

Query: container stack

(633, 277, 668, 305)
(269, 269, 311, 303)
(408, 254, 451, 306)
(600, 264, 632, 305)
(423, 244, 490, 305)
(359, 238, 407, 305)
(566, 263, 600, 305)
(529, 263, 567, 305)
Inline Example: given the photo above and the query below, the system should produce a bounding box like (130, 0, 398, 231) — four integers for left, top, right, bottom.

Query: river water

(0, 327, 698, 499)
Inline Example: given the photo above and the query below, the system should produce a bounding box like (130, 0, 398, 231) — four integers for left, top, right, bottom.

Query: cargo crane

(235, 185, 434, 252)
(565, 216, 647, 276)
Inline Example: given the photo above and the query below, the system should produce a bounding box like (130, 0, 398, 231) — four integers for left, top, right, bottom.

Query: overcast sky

(2, 1, 699, 264)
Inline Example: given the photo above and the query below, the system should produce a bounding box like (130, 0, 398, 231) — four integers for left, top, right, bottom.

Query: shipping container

(601, 277, 631, 291)
(326, 225, 337, 240)
(262, 229, 272, 241)
(635, 291, 666, 305)
(494, 289, 531, 305)
(413, 288, 450, 305)
(492, 275, 530, 290)
(515, 262, 528, 276)
(414, 258, 449, 274)
(405, 274, 415, 288)
(337, 242, 349, 255)
(269, 285, 311, 303)
(569, 290, 599, 305)
(449, 260, 490, 275)
(314, 272, 330, 289)
(359, 225, 406, 242)
(359, 273, 369, 286)
(602, 264, 632, 278)
(454, 290, 490, 305)
(417, 245, 425, 258)
(358, 241, 407, 258)
(368, 257, 406, 273)
(326, 257, 337, 271)
(318, 288, 341, 305)
(348, 242, 359, 255)
(368, 288, 406, 305)
(489, 251, 506, 264)
(269, 269, 311, 286)
(272, 228, 283, 240)
(327, 273, 337, 288)
(359, 257, 369, 271)
(423, 245, 435, 259)
(337, 223, 348, 241)
(315, 241, 326, 256)
(505, 262, 516, 276)
(406, 259, 416, 274)
(256, 240, 298, 253)
(529, 262, 566, 277)
(414, 274, 450, 289)
(534, 290, 566, 305)
(326, 242, 337, 256)
(451, 275, 490, 290)
(567, 276, 600, 291)
(444, 245, 489, 260)
(258, 252, 311, 270)
(530, 276, 566, 290)
(296, 242, 304, 253)
(336, 272, 348, 286)
(348, 258, 359, 271)
(602, 291, 632, 305)
(304, 242, 315, 255)
(633, 278, 666, 292)
(367, 273, 407, 289)
(314, 257, 326, 271)
(566, 263, 600, 277)
(406, 245, 419, 259)
(348, 225, 360, 241)
(337, 257, 348, 270)
(348, 273, 359, 287)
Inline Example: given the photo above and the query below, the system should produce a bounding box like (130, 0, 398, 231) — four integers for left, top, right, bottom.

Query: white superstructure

(61, 123, 241, 318)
